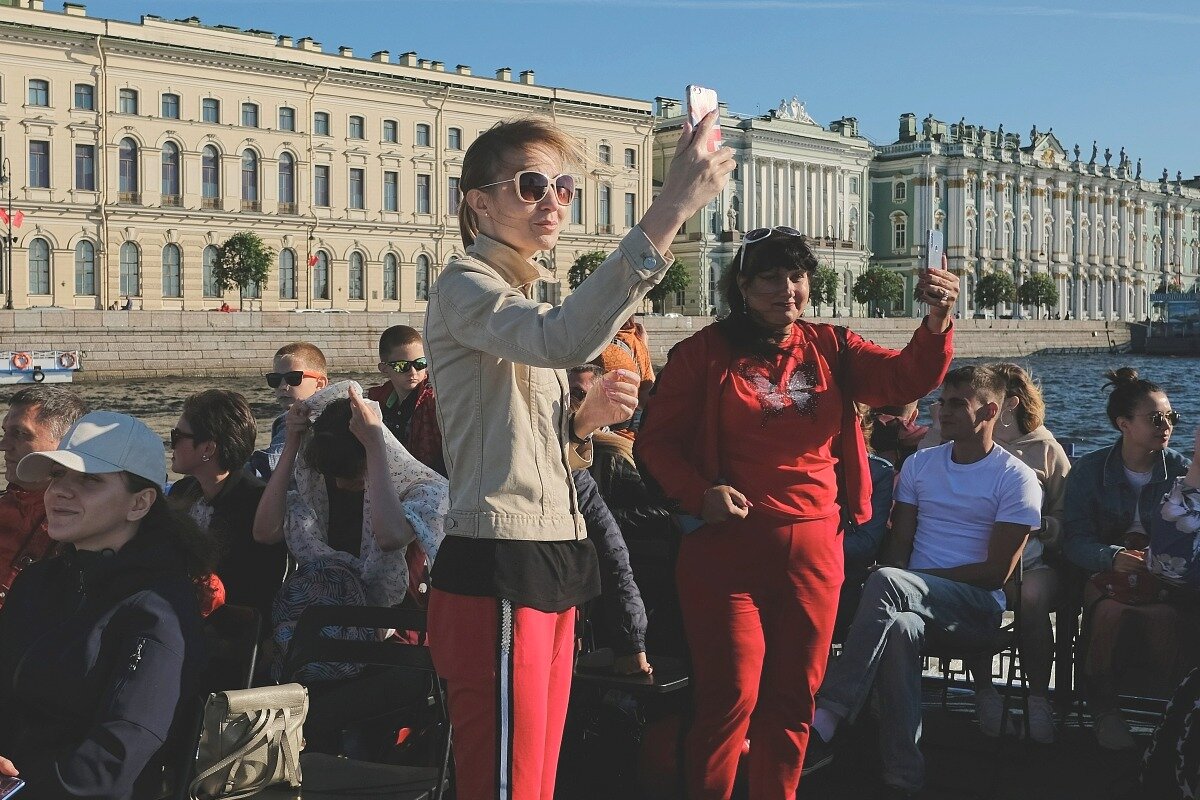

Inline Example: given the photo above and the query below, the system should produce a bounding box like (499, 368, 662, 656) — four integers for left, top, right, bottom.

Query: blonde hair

(275, 342, 328, 375)
(457, 117, 584, 248)
(993, 362, 1044, 434)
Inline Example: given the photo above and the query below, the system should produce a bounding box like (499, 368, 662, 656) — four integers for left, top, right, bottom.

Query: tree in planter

(1016, 272, 1059, 319)
(974, 271, 1016, 316)
(647, 259, 691, 314)
(567, 250, 607, 289)
(810, 265, 839, 316)
(852, 266, 904, 317)
(212, 232, 273, 310)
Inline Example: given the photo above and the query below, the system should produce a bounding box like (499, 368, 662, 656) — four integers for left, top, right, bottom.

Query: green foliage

(974, 271, 1016, 309)
(852, 266, 904, 313)
(647, 259, 691, 309)
(567, 251, 607, 289)
(810, 265, 839, 310)
(1016, 273, 1059, 316)
(212, 231, 273, 309)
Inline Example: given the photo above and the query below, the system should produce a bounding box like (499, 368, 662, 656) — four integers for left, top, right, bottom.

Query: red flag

(11, 211, 23, 228)
(307, 254, 318, 267)
(0, 209, 8, 226)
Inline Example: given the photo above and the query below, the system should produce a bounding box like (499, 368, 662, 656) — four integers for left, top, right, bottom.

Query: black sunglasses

(1139, 410, 1181, 428)
(385, 357, 428, 373)
(265, 370, 323, 389)
(569, 387, 588, 402)
(169, 427, 196, 448)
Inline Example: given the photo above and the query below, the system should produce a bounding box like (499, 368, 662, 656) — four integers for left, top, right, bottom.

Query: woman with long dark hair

(0, 411, 216, 800)
(635, 229, 957, 799)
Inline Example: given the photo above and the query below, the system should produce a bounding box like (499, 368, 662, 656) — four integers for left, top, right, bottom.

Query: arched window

(313, 250, 329, 300)
(119, 138, 139, 196)
(74, 241, 96, 295)
(415, 254, 430, 301)
(202, 245, 220, 298)
(383, 253, 398, 300)
(348, 252, 365, 300)
(241, 150, 259, 206)
(278, 249, 296, 299)
(119, 242, 140, 296)
(278, 152, 295, 207)
(201, 145, 220, 201)
(28, 239, 51, 295)
(161, 141, 180, 202)
(598, 144, 611, 164)
(162, 244, 182, 297)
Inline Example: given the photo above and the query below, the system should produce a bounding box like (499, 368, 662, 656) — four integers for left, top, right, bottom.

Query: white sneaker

(1026, 696, 1056, 744)
(1093, 709, 1136, 750)
(974, 688, 1019, 737)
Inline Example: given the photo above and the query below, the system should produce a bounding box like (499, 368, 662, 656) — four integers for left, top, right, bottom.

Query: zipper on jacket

(110, 635, 149, 699)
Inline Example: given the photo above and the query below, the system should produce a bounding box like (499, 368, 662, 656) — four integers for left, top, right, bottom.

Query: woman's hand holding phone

(916, 252, 959, 332)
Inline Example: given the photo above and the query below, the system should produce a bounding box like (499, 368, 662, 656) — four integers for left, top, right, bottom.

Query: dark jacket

(170, 471, 286, 623)
(0, 533, 207, 800)
(574, 470, 648, 656)
(1063, 437, 1191, 574)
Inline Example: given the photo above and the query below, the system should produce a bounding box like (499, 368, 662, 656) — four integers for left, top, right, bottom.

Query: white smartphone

(925, 229, 944, 272)
(686, 85, 723, 152)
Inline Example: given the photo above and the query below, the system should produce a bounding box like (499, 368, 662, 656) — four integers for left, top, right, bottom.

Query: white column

(744, 156, 757, 230)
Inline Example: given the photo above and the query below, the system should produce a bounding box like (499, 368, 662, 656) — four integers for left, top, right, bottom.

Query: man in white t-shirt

(804, 365, 1042, 798)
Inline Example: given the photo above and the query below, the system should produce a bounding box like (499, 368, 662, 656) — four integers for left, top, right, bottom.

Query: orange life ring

(57, 351, 78, 369)
(10, 352, 32, 371)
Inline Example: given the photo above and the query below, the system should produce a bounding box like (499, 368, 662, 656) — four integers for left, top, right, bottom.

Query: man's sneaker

(1093, 709, 1137, 750)
(802, 730, 836, 775)
(974, 688, 1019, 737)
(1026, 696, 1057, 744)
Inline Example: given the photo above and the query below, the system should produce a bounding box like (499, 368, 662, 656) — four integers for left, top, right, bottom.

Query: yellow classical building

(0, 0, 651, 311)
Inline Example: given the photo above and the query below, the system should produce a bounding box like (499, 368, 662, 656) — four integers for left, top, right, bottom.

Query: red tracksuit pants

(428, 589, 575, 800)
(676, 512, 844, 800)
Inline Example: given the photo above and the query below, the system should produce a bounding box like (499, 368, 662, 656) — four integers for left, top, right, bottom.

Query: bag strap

(189, 708, 297, 800)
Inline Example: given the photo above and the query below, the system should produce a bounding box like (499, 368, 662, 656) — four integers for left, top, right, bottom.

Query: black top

(326, 477, 365, 559)
(380, 386, 421, 446)
(0, 535, 207, 800)
(170, 471, 287, 625)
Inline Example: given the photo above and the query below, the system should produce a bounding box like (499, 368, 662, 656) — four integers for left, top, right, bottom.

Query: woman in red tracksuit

(635, 228, 957, 800)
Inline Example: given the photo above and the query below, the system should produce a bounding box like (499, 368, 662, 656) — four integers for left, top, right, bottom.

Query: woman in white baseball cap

(0, 411, 216, 800)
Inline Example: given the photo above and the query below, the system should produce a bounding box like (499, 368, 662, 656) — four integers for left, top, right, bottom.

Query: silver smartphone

(0, 776, 25, 800)
(925, 229, 944, 272)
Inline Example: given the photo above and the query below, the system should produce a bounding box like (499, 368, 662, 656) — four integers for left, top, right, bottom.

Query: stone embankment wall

(0, 310, 1131, 380)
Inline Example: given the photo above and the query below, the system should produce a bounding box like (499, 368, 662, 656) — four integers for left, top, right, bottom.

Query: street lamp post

(0, 157, 12, 310)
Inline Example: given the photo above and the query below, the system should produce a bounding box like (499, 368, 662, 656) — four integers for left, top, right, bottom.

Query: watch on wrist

(568, 413, 592, 446)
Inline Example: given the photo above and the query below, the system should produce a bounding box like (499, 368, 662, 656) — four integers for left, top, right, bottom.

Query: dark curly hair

(304, 398, 365, 480)
(180, 389, 257, 472)
(1102, 367, 1164, 430)
(121, 473, 221, 579)
(717, 231, 819, 360)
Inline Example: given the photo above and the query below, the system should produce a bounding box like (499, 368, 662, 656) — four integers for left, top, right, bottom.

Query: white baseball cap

(16, 411, 167, 486)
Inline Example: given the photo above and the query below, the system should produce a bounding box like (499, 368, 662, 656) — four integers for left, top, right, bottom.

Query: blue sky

(82, 0, 1199, 177)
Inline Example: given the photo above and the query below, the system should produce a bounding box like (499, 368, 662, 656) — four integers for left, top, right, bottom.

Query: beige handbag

(188, 683, 309, 800)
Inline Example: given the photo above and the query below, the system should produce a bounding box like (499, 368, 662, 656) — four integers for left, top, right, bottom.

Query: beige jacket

(425, 228, 673, 541)
(997, 424, 1072, 553)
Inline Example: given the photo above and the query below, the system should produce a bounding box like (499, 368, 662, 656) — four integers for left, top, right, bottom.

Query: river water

(5, 353, 1199, 481)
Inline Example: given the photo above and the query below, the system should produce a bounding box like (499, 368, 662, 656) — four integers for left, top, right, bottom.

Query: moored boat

(1, 349, 83, 384)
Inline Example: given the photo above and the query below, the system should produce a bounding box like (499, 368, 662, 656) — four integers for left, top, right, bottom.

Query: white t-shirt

(1123, 466, 1153, 534)
(895, 442, 1043, 609)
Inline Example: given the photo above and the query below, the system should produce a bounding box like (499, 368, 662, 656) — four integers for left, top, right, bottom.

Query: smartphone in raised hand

(0, 776, 25, 800)
(686, 85, 723, 152)
(920, 228, 944, 305)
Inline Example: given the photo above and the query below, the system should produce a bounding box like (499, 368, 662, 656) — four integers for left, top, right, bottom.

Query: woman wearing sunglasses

(1062, 368, 1192, 749)
(168, 390, 288, 626)
(635, 228, 958, 799)
(424, 112, 732, 800)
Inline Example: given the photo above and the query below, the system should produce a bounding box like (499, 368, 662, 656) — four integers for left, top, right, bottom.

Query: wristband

(568, 413, 592, 446)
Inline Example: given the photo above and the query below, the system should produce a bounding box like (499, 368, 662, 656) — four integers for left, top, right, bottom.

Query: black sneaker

(802, 730, 836, 775)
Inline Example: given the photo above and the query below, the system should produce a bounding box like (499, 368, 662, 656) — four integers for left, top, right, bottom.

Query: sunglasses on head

(1139, 410, 1180, 428)
(739, 226, 805, 275)
(170, 427, 196, 448)
(385, 357, 428, 373)
(265, 370, 324, 389)
(477, 171, 575, 206)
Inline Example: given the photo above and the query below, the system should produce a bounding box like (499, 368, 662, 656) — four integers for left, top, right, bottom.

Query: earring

(202, 454, 210, 462)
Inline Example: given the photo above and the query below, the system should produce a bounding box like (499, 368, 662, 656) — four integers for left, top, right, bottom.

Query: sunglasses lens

(413, 358, 428, 371)
(266, 373, 282, 388)
(777, 226, 803, 237)
(284, 371, 306, 386)
(744, 228, 772, 242)
(554, 175, 575, 205)
(517, 171, 550, 202)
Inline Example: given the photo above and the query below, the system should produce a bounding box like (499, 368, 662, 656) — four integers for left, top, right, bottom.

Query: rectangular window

(241, 103, 259, 128)
(74, 144, 96, 191)
(278, 106, 295, 131)
(416, 174, 431, 214)
(314, 112, 330, 136)
(73, 83, 94, 110)
(894, 220, 907, 251)
(349, 116, 365, 140)
(28, 79, 49, 107)
(349, 168, 365, 209)
(202, 98, 220, 123)
(161, 93, 180, 119)
(599, 186, 611, 227)
(383, 120, 398, 143)
(384, 171, 399, 212)
(416, 124, 431, 147)
(850, 176, 859, 194)
(624, 193, 636, 228)
(571, 188, 583, 225)
(624, 148, 637, 169)
(448, 177, 461, 215)
(29, 141, 50, 188)
(314, 165, 330, 207)
(448, 128, 462, 150)
(118, 88, 138, 114)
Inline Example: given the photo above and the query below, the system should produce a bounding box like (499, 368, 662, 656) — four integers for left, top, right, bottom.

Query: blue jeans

(817, 567, 1002, 791)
